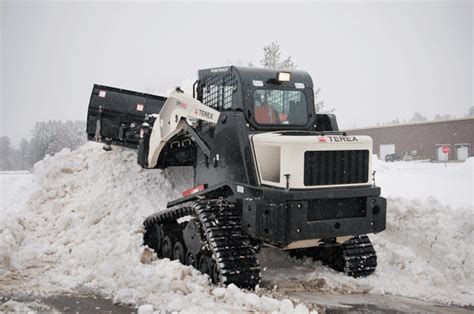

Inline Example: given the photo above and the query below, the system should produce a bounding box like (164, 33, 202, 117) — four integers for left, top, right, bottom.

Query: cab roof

(198, 66, 314, 88)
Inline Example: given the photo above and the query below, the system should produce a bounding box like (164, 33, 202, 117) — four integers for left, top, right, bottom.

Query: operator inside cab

(253, 90, 308, 126)
(254, 93, 281, 124)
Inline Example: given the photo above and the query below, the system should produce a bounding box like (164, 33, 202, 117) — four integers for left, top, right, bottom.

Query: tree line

(0, 120, 86, 171)
(378, 108, 474, 127)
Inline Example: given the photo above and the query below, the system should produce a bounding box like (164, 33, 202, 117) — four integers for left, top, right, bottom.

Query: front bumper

(239, 185, 386, 248)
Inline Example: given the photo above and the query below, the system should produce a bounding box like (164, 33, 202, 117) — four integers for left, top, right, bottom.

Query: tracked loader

(86, 66, 387, 288)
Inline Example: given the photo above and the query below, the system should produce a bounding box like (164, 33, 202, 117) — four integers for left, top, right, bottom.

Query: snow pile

(370, 158, 474, 303)
(1, 143, 472, 309)
(0, 143, 312, 313)
(374, 158, 473, 208)
(366, 197, 474, 303)
(260, 196, 474, 305)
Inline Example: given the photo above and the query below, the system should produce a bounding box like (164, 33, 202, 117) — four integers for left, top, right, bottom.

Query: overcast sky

(1, 0, 473, 146)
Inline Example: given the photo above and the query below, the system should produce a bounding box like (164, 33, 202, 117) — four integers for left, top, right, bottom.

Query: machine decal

(328, 136, 359, 142)
(198, 109, 214, 120)
(210, 67, 229, 73)
(177, 101, 187, 109)
(136, 104, 144, 111)
(99, 90, 106, 97)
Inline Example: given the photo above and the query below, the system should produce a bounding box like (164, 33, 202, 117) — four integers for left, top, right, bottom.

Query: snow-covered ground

(0, 171, 33, 211)
(375, 159, 473, 208)
(1, 143, 473, 312)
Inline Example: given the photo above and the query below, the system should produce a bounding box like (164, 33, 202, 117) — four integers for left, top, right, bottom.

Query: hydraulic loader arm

(147, 90, 220, 168)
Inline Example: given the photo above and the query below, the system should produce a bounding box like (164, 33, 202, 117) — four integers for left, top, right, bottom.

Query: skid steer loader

(86, 66, 386, 288)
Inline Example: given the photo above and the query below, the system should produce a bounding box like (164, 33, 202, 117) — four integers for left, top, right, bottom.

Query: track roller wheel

(142, 199, 261, 288)
(173, 241, 186, 264)
(320, 246, 345, 271)
(143, 223, 164, 257)
(210, 259, 220, 284)
(162, 236, 173, 259)
(199, 254, 212, 276)
(185, 251, 199, 268)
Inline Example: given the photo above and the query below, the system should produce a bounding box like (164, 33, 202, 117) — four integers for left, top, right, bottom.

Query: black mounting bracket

(182, 119, 211, 157)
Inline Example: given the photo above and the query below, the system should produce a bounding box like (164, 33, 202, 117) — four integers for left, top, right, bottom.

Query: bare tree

(0, 136, 14, 170)
(260, 41, 296, 70)
(314, 88, 334, 114)
(256, 42, 333, 113)
(433, 114, 453, 120)
(410, 112, 428, 122)
(467, 106, 474, 117)
(381, 117, 400, 126)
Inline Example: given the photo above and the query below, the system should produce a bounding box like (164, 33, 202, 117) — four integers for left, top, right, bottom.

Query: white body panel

(147, 91, 220, 168)
(251, 132, 373, 189)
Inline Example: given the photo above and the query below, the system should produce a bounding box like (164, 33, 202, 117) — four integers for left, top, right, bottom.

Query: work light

(277, 72, 291, 82)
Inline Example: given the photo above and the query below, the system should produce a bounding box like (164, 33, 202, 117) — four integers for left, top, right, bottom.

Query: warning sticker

(99, 90, 106, 98)
(177, 101, 187, 109)
(136, 104, 144, 111)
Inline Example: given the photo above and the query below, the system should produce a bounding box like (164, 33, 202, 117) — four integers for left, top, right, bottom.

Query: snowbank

(367, 197, 474, 303)
(0, 143, 311, 313)
(262, 197, 474, 305)
(1, 143, 472, 310)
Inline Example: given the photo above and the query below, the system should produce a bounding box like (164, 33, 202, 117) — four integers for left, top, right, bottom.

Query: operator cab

(195, 66, 330, 132)
(252, 89, 308, 126)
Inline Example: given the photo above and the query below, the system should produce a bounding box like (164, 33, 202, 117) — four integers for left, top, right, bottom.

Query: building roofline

(343, 116, 474, 131)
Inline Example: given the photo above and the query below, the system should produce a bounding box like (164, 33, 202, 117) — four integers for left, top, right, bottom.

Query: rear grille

(304, 150, 369, 186)
(307, 198, 367, 221)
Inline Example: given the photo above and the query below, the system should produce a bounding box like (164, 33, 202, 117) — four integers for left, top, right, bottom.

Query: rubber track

(339, 235, 377, 277)
(143, 199, 261, 289)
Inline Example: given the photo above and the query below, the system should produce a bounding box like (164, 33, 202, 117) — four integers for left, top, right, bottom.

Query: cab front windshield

(253, 89, 308, 125)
